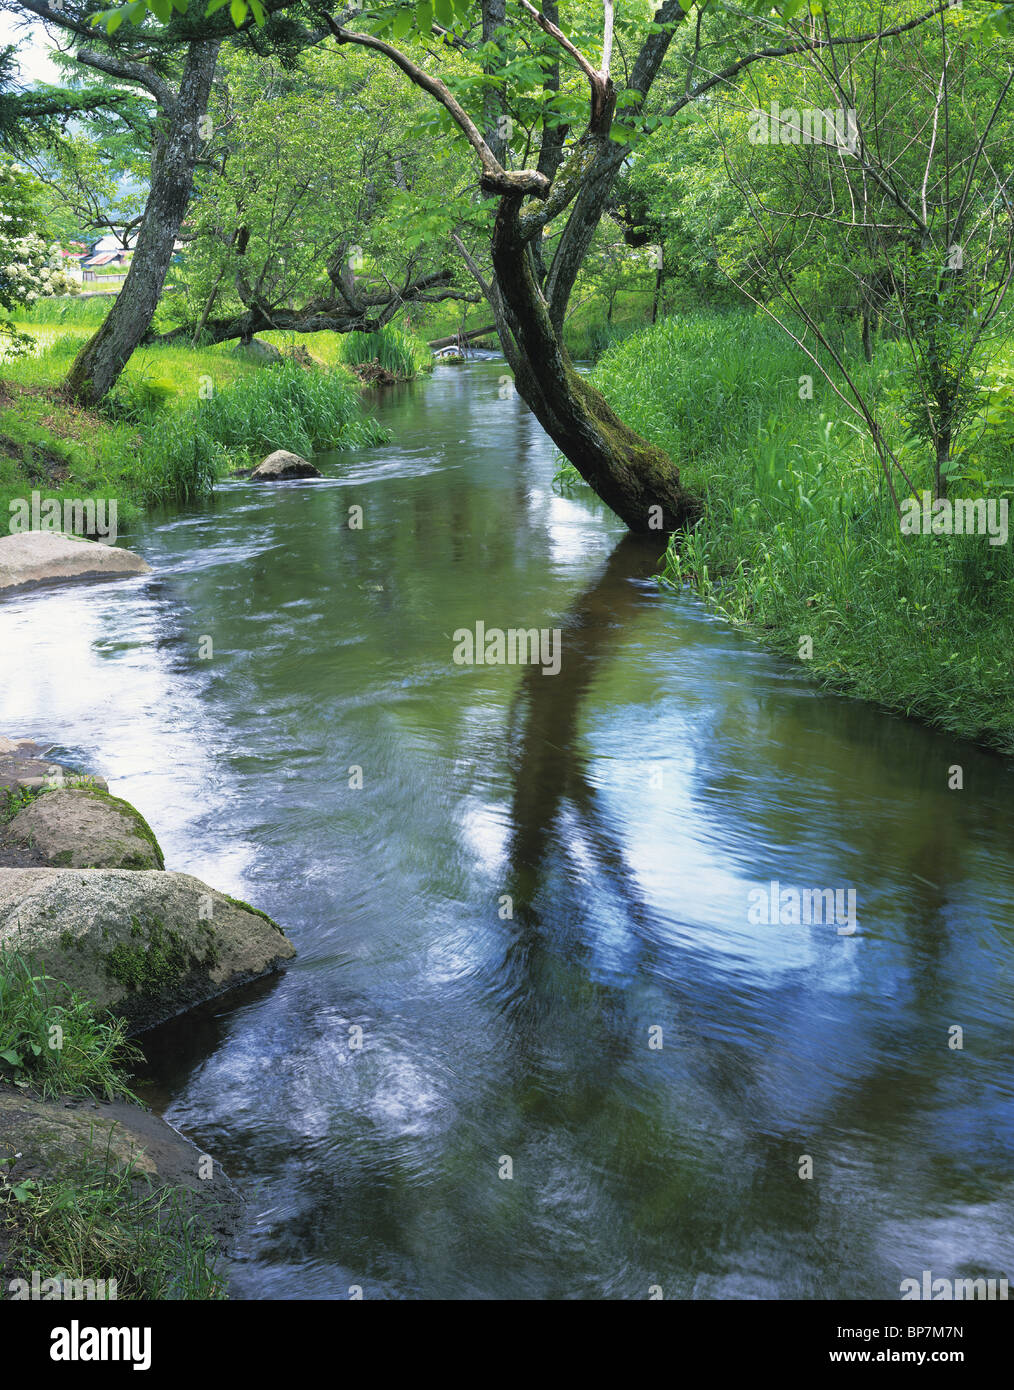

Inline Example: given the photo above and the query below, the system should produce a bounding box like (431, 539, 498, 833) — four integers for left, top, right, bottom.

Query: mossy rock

(4, 787, 164, 870)
(0, 869, 296, 1033)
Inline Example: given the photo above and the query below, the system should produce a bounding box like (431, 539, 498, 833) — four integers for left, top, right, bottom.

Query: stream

(1, 357, 1012, 1299)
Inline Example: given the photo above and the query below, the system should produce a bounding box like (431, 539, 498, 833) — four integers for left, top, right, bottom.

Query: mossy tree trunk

(329, 1, 699, 537)
(490, 189, 699, 533)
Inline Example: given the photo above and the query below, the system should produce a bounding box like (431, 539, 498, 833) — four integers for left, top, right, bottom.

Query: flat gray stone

(0, 532, 150, 595)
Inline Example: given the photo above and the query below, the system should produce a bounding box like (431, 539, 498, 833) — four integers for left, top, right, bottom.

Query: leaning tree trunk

(327, 0, 695, 533)
(469, 0, 696, 534)
(490, 189, 699, 535)
(66, 40, 220, 406)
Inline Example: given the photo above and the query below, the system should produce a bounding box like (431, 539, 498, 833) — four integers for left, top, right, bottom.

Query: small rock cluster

(0, 739, 295, 1035)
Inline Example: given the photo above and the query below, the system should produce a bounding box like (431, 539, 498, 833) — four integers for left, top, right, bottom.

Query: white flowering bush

(1, 232, 79, 309)
(1, 161, 78, 356)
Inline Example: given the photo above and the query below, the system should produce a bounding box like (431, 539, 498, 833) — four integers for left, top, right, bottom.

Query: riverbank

(0, 737, 298, 1300)
(0, 960, 234, 1301)
(0, 314, 433, 525)
(3, 356, 1011, 1300)
(590, 311, 1014, 755)
(0, 1053, 236, 1301)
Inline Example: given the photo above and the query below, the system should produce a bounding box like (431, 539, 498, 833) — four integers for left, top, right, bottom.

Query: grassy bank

(2, 1143, 226, 1300)
(0, 307, 417, 523)
(591, 310, 1014, 754)
(0, 949, 224, 1299)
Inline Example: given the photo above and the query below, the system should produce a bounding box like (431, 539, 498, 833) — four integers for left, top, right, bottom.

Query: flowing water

(2, 359, 1012, 1299)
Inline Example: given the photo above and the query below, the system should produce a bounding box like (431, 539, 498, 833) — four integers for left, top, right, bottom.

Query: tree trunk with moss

(329, 1, 698, 537)
(475, 0, 697, 535)
(491, 192, 697, 533)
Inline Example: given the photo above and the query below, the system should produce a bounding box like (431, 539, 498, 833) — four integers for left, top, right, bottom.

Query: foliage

(594, 312, 1014, 751)
(0, 160, 78, 356)
(0, 949, 141, 1101)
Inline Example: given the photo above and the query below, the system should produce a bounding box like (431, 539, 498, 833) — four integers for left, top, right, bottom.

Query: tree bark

(490, 191, 699, 533)
(429, 324, 497, 349)
(65, 40, 220, 405)
(861, 309, 874, 362)
(148, 269, 462, 347)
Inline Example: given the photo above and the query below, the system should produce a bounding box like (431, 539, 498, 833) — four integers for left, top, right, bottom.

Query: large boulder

(4, 787, 164, 870)
(233, 336, 284, 364)
(0, 869, 296, 1032)
(0, 532, 150, 595)
(250, 449, 322, 480)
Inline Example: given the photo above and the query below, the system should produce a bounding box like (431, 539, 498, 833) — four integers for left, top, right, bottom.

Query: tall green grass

(0, 949, 140, 1101)
(0, 951, 226, 1299)
(563, 313, 643, 362)
(592, 311, 1014, 751)
(134, 360, 389, 505)
(334, 326, 433, 377)
(17, 296, 114, 327)
(3, 1147, 228, 1300)
(3, 320, 389, 508)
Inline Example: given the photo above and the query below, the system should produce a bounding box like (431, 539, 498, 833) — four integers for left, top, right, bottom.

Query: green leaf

(249, 0, 266, 21)
(105, 9, 127, 33)
(392, 5, 414, 39)
(0, 1049, 22, 1067)
(416, 0, 433, 30)
(150, 0, 172, 20)
(434, 0, 453, 27)
(205, 0, 231, 13)
(230, 0, 249, 26)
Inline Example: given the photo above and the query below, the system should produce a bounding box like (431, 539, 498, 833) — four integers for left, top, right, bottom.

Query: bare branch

(322, 13, 549, 198)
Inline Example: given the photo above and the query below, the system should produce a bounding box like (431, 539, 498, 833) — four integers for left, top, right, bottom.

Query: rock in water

(0, 532, 150, 595)
(4, 787, 165, 869)
(0, 868, 296, 1032)
(250, 449, 322, 480)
